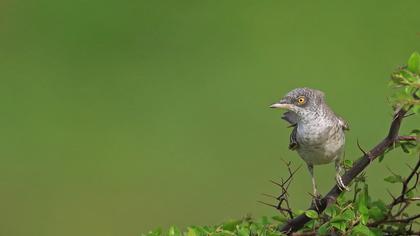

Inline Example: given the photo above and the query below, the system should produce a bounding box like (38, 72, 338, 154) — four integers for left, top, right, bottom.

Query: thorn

(408, 222, 413, 234)
(308, 192, 322, 199)
(406, 163, 414, 172)
(261, 193, 279, 200)
(413, 88, 420, 100)
(356, 139, 368, 156)
(387, 189, 396, 200)
(404, 113, 415, 118)
(292, 164, 303, 175)
(270, 180, 283, 187)
(281, 159, 291, 166)
(386, 166, 399, 176)
(393, 106, 403, 117)
(257, 201, 277, 208)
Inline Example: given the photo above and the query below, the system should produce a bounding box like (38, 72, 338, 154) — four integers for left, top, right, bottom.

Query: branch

(396, 135, 417, 142)
(278, 108, 409, 234)
(367, 155, 420, 228)
(380, 213, 420, 224)
(392, 156, 420, 205)
(260, 161, 301, 219)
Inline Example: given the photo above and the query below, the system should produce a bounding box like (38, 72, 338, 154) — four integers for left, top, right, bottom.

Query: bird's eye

(297, 96, 306, 105)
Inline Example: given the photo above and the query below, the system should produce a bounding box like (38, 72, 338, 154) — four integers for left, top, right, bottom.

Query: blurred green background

(0, 1, 419, 235)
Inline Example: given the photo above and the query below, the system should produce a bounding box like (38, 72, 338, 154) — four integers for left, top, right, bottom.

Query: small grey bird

(270, 87, 349, 196)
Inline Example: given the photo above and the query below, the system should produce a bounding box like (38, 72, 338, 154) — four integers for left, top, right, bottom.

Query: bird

(270, 87, 349, 197)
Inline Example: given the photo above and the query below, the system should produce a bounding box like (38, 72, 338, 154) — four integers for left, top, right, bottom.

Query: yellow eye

(297, 96, 306, 105)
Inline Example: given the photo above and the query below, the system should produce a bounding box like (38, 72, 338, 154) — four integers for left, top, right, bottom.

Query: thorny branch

(278, 106, 415, 234)
(259, 160, 301, 220)
(394, 156, 420, 205)
(369, 155, 420, 228)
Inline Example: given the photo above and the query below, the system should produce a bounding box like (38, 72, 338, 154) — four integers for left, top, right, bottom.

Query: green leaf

(237, 228, 250, 236)
(344, 159, 353, 168)
(304, 219, 316, 229)
(305, 210, 319, 219)
(342, 209, 356, 221)
(360, 213, 369, 225)
(384, 175, 403, 183)
(148, 228, 162, 236)
(369, 228, 384, 236)
(330, 220, 347, 232)
(357, 200, 369, 225)
(378, 154, 385, 162)
(260, 216, 270, 225)
(189, 226, 208, 236)
(411, 129, 420, 134)
(325, 205, 340, 217)
(358, 204, 368, 215)
(223, 219, 243, 231)
(351, 224, 374, 236)
(368, 206, 384, 221)
(337, 192, 347, 206)
(330, 216, 348, 230)
(249, 223, 259, 234)
(413, 105, 420, 114)
(317, 223, 330, 235)
(371, 200, 387, 212)
(357, 184, 369, 213)
(408, 52, 420, 74)
(168, 226, 181, 236)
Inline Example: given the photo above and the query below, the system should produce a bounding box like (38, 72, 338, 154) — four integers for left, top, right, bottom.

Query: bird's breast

(296, 121, 331, 145)
(296, 122, 345, 165)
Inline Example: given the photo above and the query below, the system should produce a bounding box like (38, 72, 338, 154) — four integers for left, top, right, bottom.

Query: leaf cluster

(389, 52, 420, 113)
(143, 216, 287, 236)
(299, 173, 418, 236)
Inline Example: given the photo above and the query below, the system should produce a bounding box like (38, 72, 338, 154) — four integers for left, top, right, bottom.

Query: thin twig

(396, 135, 417, 142)
(381, 214, 420, 224)
(262, 162, 301, 220)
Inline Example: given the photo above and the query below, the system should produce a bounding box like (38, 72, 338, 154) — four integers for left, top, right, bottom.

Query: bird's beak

(270, 100, 292, 109)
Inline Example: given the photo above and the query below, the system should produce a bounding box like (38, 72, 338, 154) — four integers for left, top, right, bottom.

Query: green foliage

(343, 159, 354, 169)
(143, 217, 286, 236)
(408, 52, 420, 74)
(304, 210, 319, 219)
(389, 52, 420, 112)
(383, 175, 403, 183)
(290, 171, 416, 235)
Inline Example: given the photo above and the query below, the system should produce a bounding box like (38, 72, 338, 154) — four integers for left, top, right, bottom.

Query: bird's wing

(289, 126, 298, 150)
(282, 111, 299, 150)
(282, 111, 298, 127)
(337, 116, 350, 131)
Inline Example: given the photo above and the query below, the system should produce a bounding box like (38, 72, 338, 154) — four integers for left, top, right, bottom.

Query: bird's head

(270, 87, 326, 116)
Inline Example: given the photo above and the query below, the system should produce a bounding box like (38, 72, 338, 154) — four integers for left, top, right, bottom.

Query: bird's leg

(307, 164, 319, 197)
(335, 159, 350, 191)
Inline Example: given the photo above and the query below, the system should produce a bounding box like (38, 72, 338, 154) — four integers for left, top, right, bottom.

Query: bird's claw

(336, 175, 350, 191)
(311, 192, 322, 199)
(310, 194, 322, 210)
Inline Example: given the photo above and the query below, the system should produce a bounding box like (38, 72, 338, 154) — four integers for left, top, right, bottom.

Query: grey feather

(337, 116, 350, 131)
(289, 126, 298, 150)
(282, 111, 298, 126)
